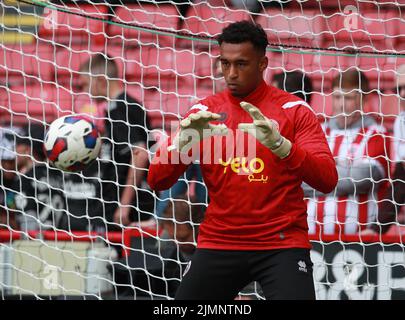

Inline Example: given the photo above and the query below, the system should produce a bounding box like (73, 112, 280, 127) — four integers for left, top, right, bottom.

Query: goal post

(0, 0, 404, 300)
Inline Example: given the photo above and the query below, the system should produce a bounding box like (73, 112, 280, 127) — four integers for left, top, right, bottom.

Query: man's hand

(238, 101, 292, 158)
(168, 110, 228, 153)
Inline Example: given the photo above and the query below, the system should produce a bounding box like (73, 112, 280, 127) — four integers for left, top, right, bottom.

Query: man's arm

(278, 104, 339, 193)
(334, 159, 384, 196)
(148, 108, 226, 191)
(238, 101, 337, 193)
(147, 136, 190, 191)
(114, 142, 149, 226)
(368, 162, 405, 234)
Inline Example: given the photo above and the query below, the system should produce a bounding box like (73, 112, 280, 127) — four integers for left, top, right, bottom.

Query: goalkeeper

(148, 21, 337, 300)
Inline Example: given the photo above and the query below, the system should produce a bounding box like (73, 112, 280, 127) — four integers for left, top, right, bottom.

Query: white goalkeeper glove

(238, 101, 292, 159)
(167, 110, 228, 153)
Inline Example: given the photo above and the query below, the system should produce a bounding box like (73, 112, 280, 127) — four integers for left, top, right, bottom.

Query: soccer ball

(44, 115, 101, 172)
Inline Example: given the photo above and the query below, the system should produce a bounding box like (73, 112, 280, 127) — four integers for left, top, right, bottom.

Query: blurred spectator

(109, 196, 203, 299)
(14, 123, 47, 174)
(58, 162, 104, 232)
(79, 53, 153, 231)
(271, 71, 313, 104)
(155, 164, 207, 218)
(160, 196, 204, 258)
(0, 127, 18, 190)
(0, 127, 18, 229)
(304, 69, 390, 235)
(12, 123, 65, 232)
(362, 64, 405, 235)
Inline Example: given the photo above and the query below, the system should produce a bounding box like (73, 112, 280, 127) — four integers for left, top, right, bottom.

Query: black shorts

(175, 247, 315, 300)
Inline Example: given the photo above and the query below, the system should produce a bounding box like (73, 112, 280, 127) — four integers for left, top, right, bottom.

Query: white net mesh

(0, 0, 404, 300)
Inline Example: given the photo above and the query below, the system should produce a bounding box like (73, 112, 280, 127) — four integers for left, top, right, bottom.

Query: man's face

(332, 87, 362, 129)
(15, 144, 31, 171)
(219, 42, 268, 98)
(397, 73, 405, 109)
(79, 74, 107, 102)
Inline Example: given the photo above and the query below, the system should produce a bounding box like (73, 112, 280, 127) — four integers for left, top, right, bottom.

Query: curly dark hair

(217, 20, 269, 55)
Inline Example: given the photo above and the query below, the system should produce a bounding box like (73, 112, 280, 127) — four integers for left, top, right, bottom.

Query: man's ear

(259, 55, 268, 72)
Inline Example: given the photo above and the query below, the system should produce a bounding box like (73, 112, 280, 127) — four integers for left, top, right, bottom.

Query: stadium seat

(4, 84, 74, 125)
(109, 46, 174, 85)
(0, 44, 54, 84)
(395, 18, 405, 51)
(38, 4, 109, 45)
(143, 88, 194, 117)
(256, 9, 326, 48)
(142, 89, 181, 130)
(266, 51, 337, 90)
(359, 55, 405, 91)
(180, 3, 252, 49)
(171, 49, 218, 89)
(108, 4, 180, 48)
(322, 11, 398, 52)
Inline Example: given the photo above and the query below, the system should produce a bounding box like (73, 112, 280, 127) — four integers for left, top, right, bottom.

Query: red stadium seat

(322, 11, 398, 52)
(180, 4, 251, 49)
(4, 85, 74, 125)
(266, 52, 337, 90)
(0, 44, 54, 84)
(142, 89, 181, 129)
(171, 49, 218, 89)
(38, 4, 109, 45)
(256, 9, 326, 48)
(110, 46, 174, 85)
(358, 55, 405, 91)
(108, 4, 180, 47)
(143, 46, 175, 80)
(143, 88, 195, 117)
(395, 18, 405, 51)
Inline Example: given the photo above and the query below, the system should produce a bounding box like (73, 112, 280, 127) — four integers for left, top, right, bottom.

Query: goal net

(0, 0, 404, 300)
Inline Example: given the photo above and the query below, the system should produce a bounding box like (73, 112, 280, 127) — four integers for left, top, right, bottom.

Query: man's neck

(108, 81, 123, 100)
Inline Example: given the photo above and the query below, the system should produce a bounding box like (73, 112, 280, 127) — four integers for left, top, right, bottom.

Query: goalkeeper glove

(167, 110, 228, 153)
(238, 101, 292, 159)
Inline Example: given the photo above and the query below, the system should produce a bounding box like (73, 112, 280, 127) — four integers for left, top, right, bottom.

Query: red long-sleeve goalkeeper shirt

(148, 81, 337, 250)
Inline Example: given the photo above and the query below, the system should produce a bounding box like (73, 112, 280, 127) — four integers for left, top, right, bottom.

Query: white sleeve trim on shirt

(189, 103, 208, 112)
(281, 101, 314, 113)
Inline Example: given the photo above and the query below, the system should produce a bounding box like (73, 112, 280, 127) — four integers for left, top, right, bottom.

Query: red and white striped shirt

(307, 117, 389, 235)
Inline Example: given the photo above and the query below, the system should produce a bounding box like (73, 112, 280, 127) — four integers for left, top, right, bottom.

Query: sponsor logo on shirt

(219, 157, 268, 183)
